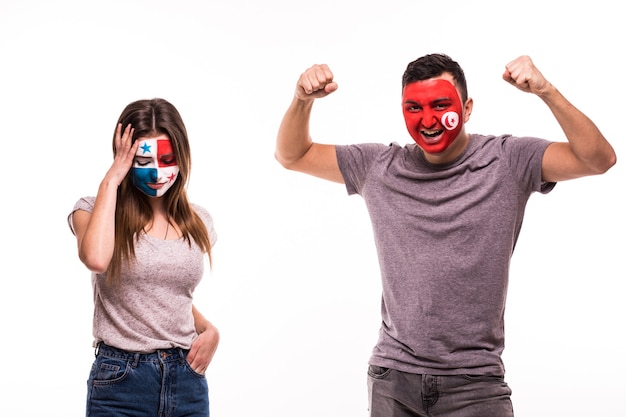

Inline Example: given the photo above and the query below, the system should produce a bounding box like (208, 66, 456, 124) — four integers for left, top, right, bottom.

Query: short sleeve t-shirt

(336, 134, 554, 375)
(68, 197, 217, 353)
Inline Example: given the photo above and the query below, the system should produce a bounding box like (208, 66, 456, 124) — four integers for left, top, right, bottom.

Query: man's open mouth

(421, 129, 444, 140)
(421, 129, 443, 138)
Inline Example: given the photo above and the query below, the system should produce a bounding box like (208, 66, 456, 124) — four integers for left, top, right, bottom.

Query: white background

(1, 1, 624, 416)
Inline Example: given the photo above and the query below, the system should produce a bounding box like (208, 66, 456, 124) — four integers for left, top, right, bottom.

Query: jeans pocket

(461, 374, 505, 383)
(183, 359, 206, 378)
(90, 356, 131, 385)
(368, 365, 392, 379)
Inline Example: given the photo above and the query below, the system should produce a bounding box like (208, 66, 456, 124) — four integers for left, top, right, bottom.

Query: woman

(68, 98, 219, 417)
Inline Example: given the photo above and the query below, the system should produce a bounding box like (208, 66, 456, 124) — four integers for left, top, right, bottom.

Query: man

(274, 54, 615, 417)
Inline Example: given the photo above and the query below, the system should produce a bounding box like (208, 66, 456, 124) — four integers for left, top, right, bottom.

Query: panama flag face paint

(131, 136, 179, 197)
(402, 78, 464, 154)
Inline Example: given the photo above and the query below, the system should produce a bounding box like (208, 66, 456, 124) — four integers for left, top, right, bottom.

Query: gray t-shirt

(68, 197, 217, 353)
(336, 134, 554, 375)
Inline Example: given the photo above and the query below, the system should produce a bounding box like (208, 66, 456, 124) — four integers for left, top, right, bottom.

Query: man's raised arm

(275, 64, 344, 183)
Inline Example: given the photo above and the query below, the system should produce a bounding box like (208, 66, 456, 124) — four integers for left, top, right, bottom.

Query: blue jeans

(367, 366, 514, 417)
(86, 343, 209, 417)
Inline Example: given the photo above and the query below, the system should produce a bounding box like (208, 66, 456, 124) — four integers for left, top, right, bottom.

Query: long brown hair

(108, 98, 211, 283)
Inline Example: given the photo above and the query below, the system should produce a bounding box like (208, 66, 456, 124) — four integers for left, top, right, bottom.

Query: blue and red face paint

(131, 137, 180, 197)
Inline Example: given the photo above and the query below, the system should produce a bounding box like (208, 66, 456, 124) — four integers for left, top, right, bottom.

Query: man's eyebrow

(404, 96, 452, 104)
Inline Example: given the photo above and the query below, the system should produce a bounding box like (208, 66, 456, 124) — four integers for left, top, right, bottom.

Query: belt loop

(178, 348, 186, 365)
(132, 352, 140, 368)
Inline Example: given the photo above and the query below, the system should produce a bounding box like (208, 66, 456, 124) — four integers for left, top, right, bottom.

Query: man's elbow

(274, 151, 300, 171)
(593, 149, 617, 175)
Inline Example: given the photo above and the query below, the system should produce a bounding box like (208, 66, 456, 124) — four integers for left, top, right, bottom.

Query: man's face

(402, 77, 464, 154)
(131, 134, 179, 197)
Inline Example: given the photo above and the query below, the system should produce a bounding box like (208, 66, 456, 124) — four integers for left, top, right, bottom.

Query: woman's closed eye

(134, 157, 152, 166)
(160, 155, 176, 165)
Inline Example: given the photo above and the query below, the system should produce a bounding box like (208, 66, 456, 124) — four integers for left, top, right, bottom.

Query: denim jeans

(86, 343, 209, 417)
(367, 366, 514, 417)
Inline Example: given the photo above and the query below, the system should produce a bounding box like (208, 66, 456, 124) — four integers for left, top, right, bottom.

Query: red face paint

(402, 78, 464, 154)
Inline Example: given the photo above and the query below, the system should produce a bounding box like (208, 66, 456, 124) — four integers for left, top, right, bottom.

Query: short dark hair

(402, 53, 468, 103)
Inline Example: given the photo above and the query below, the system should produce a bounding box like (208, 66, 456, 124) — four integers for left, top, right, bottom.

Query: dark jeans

(367, 366, 514, 417)
(86, 343, 209, 417)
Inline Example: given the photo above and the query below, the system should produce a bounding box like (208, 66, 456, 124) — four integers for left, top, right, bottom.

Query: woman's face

(131, 134, 179, 197)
